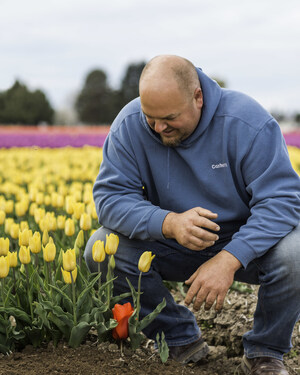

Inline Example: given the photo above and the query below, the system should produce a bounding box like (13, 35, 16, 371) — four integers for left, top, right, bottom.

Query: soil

(0, 286, 299, 375)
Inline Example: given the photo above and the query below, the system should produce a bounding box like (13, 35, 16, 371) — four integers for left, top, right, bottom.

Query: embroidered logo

(211, 163, 228, 169)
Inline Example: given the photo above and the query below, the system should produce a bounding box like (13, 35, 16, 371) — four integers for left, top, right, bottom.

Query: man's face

(140, 84, 203, 147)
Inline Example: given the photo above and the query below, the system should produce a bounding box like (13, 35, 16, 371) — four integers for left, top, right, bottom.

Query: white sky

(0, 0, 300, 113)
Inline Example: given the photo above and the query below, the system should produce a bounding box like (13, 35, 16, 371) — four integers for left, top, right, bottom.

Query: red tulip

(112, 302, 134, 340)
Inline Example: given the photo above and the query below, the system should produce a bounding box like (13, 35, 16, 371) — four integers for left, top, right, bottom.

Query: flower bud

(42, 229, 49, 246)
(0, 210, 6, 225)
(4, 218, 14, 234)
(0, 255, 10, 278)
(8, 251, 18, 267)
(65, 218, 75, 237)
(57, 215, 66, 230)
(74, 230, 84, 249)
(19, 246, 31, 264)
(92, 240, 105, 263)
(0, 237, 9, 256)
(10, 223, 20, 240)
(105, 233, 119, 255)
(80, 213, 92, 231)
(109, 254, 115, 270)
(62, 248, 76, 272)
(138, 251, 155, 273)
(29, 231, 41, 254)
(15, 201, 28, 217)
(65, 195, 75, 215)
(5, 200, 14, 214)
(43, 242, 56, 262)
(19, 228, 32, 247)
(61, 266, 78, 284)
(72, 202, 85, 220)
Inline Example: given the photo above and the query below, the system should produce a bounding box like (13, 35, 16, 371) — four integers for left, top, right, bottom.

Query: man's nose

(154, 120, 167, 133)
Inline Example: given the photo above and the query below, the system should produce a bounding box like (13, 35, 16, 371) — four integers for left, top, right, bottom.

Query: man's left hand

(184, 250, 242, 311)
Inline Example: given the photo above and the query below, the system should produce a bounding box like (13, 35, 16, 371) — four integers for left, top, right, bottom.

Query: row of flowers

(0, 126, 299, 148)
(0, 146, 168, 361)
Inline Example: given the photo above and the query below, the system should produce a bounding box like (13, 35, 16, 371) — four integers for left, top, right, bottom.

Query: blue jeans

(84, 223, 300, 360)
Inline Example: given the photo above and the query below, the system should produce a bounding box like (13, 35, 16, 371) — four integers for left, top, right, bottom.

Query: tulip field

(0, 126, 299, 371)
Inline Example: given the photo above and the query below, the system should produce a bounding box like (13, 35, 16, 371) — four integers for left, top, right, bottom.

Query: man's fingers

(194, 216, 220, 233)
(194, 207, 218, 219)
(191, 226, 219, 242)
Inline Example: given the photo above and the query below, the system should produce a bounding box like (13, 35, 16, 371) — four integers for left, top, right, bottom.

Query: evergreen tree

(75, 69, 117, 124)
(0, 81, 54, 125)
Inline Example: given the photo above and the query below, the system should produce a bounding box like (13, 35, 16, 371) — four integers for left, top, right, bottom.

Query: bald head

(139, 55, 200, 100)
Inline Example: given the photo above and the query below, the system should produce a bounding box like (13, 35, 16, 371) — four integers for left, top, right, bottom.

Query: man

(84, 55, 300, 375)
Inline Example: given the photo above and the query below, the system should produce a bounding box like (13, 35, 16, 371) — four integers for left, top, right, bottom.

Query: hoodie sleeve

(224, 119, 300, 268)
(93, 129, 170, 240)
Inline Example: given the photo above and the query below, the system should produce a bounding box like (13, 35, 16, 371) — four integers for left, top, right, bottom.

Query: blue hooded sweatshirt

(93, 68, 300, 268)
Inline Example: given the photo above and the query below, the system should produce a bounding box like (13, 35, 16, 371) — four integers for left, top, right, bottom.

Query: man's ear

(194, 88, 203, 109)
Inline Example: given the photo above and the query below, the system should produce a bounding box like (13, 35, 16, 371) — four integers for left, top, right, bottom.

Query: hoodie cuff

(223, 238, 258, 268)
(147, 209, 170, 240)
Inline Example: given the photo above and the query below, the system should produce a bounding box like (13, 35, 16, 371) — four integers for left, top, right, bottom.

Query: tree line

(0, 62, 146, 126)
(0, 62, 299, 126)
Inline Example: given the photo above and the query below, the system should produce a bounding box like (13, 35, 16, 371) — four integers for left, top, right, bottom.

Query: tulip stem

(1, 279, 5, 308)
(136, 271, 142, 321)
(97, 263, 101, 298)
(25, 265, 34, 320)
(35, 254, 39, 268)
(70, 271, 77, 325)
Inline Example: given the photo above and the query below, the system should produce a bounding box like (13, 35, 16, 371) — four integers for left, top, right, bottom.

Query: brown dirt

(0, 286, 299, 375)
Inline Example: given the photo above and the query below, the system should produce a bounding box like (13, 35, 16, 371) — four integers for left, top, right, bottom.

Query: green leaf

(48, 312, 71, 340)
(0, 307, 32, 325)
(110, 292, 132, 306)
(76, 272, 102, 315)
(33, 302, 51, 330)
(156, 331, 169, 363)
(138, 298, 166, 332)
(49, 284, 73, 306)
(24, 326, 44, 348)
(125, 277, 139, 307)
(68, 322, 91, 348)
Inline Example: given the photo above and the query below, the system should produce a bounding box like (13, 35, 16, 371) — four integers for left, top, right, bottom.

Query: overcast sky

(1, 0, 300, 113)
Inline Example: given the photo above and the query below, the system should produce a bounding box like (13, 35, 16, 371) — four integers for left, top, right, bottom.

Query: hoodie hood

(139, 67, 222, 148)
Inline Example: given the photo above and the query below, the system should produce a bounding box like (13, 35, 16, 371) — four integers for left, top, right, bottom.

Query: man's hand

(162, 207, 220, 251)
(184, 250, 242, 311)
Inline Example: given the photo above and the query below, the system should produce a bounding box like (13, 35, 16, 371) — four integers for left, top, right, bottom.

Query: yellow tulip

(61, 266, 78, 284)
(19, 246, 31, 264)
(0, 238, 9, 256)
(34, 208, 45, 224)
(8, 251, 18, 267)
(62, 249, 76, 272)
(43, 242, 56, 262)
(15, 201, 28, 217)
(0, 255, 10, 278)
(92, 240, 106, 263)
(138, 251, 155, 273)
(19, 228, 32, 247)
(42, 229, 49, 246)
(36, 192, 44, 205)
(57, 215, 66, 230)
(4, 218, 14, 234)
(10, 223, 20, 240)
(105, 233, 119, 255)
(29, 232, 41, 254)
(44, 195, 51, 206)
(0, 210, 6, 225)
(65, 195, 75, 215)
(5, 200, 14, 214)
(73, 202, 85, 220)
(74, 230, 84, 249)
(65, 218, 75, 237)
(20, 221, 29, 231)
(80, 213, 92, 231)
(29, 203, 37, 216)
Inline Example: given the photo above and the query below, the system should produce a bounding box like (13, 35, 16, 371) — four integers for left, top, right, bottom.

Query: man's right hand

(162, 207, 220, 251)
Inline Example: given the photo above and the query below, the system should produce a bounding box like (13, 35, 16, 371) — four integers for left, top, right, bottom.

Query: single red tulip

(112, 302, 134, 340)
